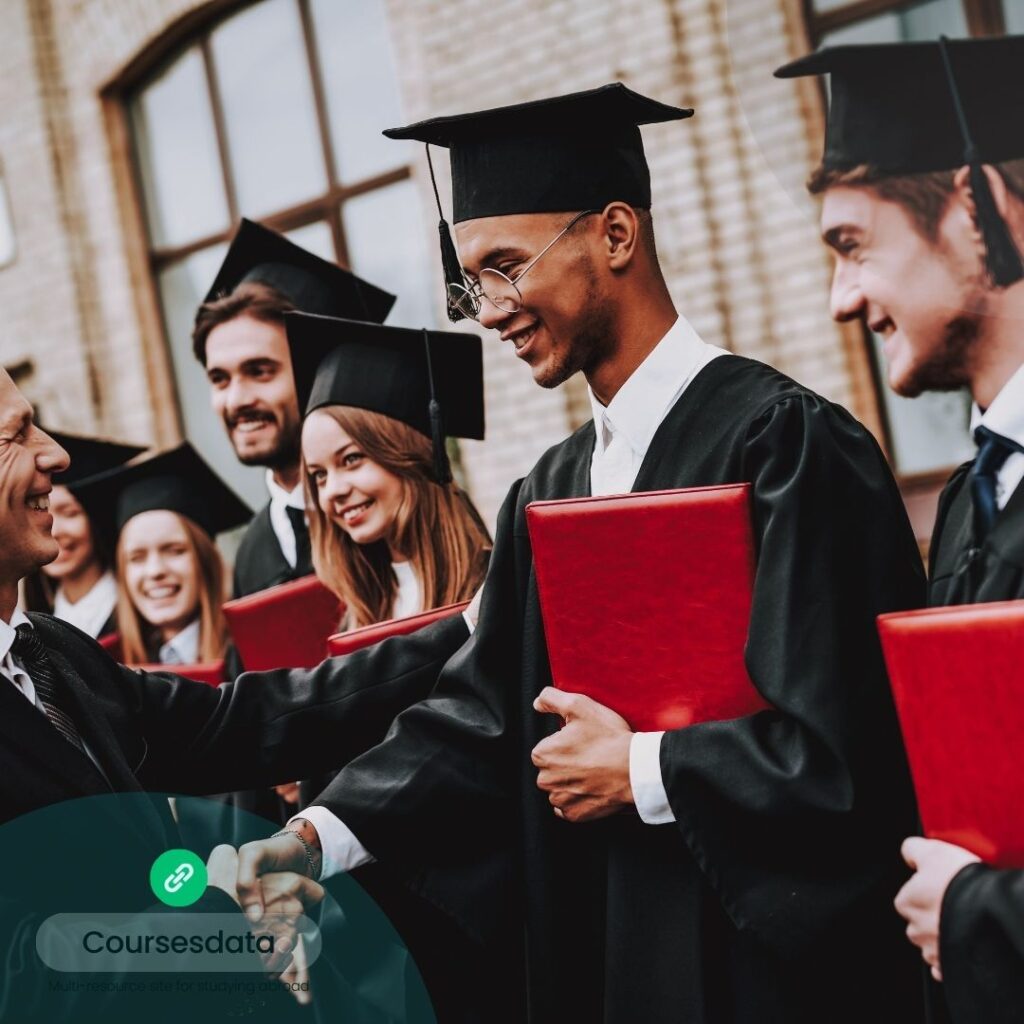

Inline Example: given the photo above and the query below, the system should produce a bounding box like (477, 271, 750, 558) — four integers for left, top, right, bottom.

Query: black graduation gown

(928, 460, 1024, 606)
(939, 863, 1024, 1024)
(926, 461, 1024, 1023)
(232, 502, 313, 599)
(313, 355, 928, 1024)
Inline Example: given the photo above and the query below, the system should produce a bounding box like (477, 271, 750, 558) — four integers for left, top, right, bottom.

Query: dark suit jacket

(0, 611, 469, 1022)
(232, 503, 313, 599)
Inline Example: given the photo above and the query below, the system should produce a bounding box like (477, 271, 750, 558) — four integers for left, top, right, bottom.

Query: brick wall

(0, 0, 879, 531)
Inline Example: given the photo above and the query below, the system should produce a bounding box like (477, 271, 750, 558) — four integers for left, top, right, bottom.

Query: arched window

(123, 0, 433, 503)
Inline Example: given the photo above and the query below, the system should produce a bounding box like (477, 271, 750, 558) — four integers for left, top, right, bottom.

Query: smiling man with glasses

(237, 83, 928, 1023)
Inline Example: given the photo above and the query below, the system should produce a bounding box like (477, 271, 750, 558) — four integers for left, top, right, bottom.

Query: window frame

(803, 0, 1005, 42)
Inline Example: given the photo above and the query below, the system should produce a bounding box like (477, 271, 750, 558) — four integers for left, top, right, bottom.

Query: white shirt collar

(52, 572, 118, 639)
(0, 608, 31, 665)
(265, 470, 305, 511)
(587, 315, 723, 459)
(157, 618, 201, 665)
(970, 362, 1024, 450)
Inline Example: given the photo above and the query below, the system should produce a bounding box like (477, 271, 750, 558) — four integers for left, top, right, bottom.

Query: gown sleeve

(657, 394, 927, 958)
(940, 862, 1024, 1024)
(310, 478, 526, 868)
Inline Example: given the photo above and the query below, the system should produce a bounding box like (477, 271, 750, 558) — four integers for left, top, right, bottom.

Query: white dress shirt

(52, 572, 118, 639)
(390, 562, 422, 620)
(157, 619, 201, 665)
(266, 471, 307, 569)
(297, 315, 730, 875)
(969, 361, 1024, 512)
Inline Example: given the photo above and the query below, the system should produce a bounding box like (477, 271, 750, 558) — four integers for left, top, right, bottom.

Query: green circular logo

(149, 849, 207, 907)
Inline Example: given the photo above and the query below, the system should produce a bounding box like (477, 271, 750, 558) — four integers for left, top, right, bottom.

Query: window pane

(820, 0, 967, 46)
(309, 0, 410, 183)
(284, 220, 335, 261)
(211, 0, 328, 219)
(130, 48, 229, 248)
(156, 246, 267, 510)
(1004, 2, 1024, 33)
(342, 179, 436, 329)
(0, 173, 15, 267)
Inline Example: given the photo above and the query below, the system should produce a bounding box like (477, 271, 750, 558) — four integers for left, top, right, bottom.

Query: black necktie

(971, 425, 1024, 541)
(285, 506, 312, 571)
(10, 625, 87, 754)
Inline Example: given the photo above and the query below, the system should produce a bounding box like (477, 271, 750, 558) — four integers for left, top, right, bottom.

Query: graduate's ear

(952, 163, 1023, 254)
(601, 203, 641, 271)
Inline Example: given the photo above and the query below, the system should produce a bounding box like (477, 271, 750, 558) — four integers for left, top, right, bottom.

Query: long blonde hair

(115, 513, 229, 665)
(305, 406, 490, 629)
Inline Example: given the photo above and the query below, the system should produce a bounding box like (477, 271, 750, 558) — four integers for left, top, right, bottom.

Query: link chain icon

(150, 849, 207, 907)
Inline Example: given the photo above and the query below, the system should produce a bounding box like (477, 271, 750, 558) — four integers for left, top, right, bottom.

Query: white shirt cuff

(289, 806, 375, 878)
(629, 731, 676, 824)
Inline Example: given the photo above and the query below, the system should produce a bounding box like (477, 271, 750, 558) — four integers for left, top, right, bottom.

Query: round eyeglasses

(447, 209, 599, 322)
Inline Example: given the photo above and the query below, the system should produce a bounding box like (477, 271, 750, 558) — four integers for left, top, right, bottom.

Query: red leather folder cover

(526, 484, 767, 733)
(326, 602, 470, 658)
(135, 660, 225, 687)
(877, 600, 1024, 867)
(223, 574, 344, 671)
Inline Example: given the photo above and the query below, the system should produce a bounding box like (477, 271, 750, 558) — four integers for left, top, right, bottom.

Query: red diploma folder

(223, 574, 344, 671)
(135, 660, 225, 687)
(326, 602, 470, 658)
(877, 600, 1024, 867)
(526, 484, 767, 732)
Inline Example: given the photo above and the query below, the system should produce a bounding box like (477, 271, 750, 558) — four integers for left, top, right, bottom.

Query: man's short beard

(896, 313, 982, 398)
(534, 263, 616, 390)
(233, 431, 301, 471)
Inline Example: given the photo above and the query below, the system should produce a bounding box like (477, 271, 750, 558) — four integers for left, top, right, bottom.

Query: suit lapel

(27, 619, 177, 851)
(0, 679, 109, 798)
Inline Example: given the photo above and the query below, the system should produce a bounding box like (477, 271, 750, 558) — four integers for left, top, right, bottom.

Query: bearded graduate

(237, 84, 927, 1023)
(780, 36, 1024, 1024)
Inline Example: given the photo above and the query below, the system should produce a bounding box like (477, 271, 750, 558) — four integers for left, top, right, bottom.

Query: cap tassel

(423, 329, 452, 485)
(426, 145, 469, 322)
(939, 37, 1024, 289)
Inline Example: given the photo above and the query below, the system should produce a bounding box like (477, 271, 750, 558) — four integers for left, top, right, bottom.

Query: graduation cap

(72, 442, 252, 551)
(383, 83, 693, 320)
(43, 430, 146, 488)
(775, 35, 1024, 287)
(201, 218, 397, 323)
(285, 312, 485, 484)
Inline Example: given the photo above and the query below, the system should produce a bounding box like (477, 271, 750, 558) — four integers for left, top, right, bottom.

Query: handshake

(203, 819, 326, 999)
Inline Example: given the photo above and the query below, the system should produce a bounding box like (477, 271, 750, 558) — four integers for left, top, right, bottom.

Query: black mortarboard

(384, 83, 693, 321)
(72, 442, 252, 550)
(776, 36, 1024, 286)
(201, 219, 397, 323)
(44, 430, 146, 488)
(285, 312, 485, 484)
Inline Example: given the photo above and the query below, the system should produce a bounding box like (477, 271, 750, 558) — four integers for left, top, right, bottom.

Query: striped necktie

(10, 625, 87, 754)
